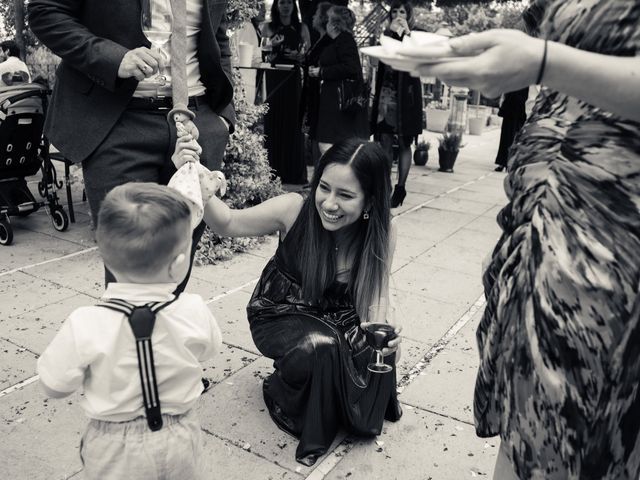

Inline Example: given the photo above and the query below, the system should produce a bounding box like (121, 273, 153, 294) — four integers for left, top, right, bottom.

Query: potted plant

(438, 131, 462, 173)
(413, 140, 430, 166)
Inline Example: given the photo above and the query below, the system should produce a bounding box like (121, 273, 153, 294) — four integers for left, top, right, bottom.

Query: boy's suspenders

(97, 297, 178, 432)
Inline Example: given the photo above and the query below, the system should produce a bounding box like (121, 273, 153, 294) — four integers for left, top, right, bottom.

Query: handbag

(337, 79, 368, 114)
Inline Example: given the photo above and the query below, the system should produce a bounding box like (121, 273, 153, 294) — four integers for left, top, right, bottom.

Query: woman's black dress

(264, 23, 307, 184)
(494, 87, 529, 168)
(247, 216, 402, 466)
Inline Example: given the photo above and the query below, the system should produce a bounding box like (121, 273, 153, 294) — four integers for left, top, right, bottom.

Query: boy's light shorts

(80, 409, 203, 480)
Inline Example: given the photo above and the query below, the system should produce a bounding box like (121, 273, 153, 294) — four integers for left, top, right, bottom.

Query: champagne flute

(141, 0, 172, 86)
(365, 304, 399, 374)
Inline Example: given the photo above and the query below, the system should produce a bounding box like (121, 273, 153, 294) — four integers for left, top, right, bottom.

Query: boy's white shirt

(37, 282, 222, 422)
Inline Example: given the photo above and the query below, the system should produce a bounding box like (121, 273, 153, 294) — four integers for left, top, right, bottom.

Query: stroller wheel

(0, 217, 13, 246)
(51, 207, 69, 232)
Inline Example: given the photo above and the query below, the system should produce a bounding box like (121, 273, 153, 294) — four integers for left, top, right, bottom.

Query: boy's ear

(168, 252, 187, 282)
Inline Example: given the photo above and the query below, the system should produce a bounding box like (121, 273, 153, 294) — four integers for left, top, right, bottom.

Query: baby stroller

(0, 83, 69, 245)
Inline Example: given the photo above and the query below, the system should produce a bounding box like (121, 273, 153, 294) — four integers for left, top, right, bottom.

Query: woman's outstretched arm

(418, 29, 640, 122)
(203, 192, 304, 237)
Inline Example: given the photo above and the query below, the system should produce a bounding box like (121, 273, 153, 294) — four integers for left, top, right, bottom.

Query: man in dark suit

(28, 0, 236, 292)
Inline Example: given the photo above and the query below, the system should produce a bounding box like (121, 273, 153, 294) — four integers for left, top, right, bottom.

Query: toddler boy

(37, 182, 221, 479)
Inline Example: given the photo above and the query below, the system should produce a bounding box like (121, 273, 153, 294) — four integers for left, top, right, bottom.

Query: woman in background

(370, 1, 423, 208)
(309, 6, 369, 155)
(261, 0, 310, 184)
(301, 1, 333, 166)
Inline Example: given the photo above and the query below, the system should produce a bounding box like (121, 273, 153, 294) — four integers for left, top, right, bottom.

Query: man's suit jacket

(28, 0, 236, 163)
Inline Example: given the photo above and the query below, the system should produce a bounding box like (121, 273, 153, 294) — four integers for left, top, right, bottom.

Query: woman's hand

(271, 33, 285, 47)
(360, 322, 403, 363)
(308, 66, 320, 77)
(171, 129, 202, 169)
(417, 29, 544, 98)
(389, 18, 410, 37)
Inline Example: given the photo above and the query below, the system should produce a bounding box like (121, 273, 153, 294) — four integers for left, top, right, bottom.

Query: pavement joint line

(398, 401, 475, 427)
(0, 374, 39, 398)
(305, 434, 352, 480)
(394, 173, 494, 219)
(396, 294, 486, 394)
(199, 427, 306, 477)
(0, 246, 99, 278)
(205, 278, 259, 304)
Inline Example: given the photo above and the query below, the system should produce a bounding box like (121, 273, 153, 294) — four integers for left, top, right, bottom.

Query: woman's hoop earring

(363, 211, 370, 220)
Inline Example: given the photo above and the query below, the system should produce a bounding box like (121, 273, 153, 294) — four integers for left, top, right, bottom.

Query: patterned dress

(474, 1, 640, 479)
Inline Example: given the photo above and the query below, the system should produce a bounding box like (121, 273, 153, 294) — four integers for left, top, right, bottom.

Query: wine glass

(365, 304, 399, 374)
(141, 0, 172, 86)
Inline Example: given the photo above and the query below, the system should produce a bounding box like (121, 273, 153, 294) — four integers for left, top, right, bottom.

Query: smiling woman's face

(315, 163, 366, 232)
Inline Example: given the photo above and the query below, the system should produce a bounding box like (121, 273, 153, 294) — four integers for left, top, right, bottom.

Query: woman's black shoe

(494, 165, 505, 172)
(391, 185, 407, 208)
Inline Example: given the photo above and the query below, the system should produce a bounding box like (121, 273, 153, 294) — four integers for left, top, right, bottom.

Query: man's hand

(118, 47, 164, 81)
(308, 66, 320, 77)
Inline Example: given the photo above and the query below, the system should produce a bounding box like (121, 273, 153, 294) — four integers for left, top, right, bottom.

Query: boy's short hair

(96, 183, 192, 276)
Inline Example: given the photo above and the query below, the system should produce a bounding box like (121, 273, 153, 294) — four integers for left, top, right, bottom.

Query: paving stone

(424, 195, 499, 216)
(396, 207, 479, 239)
(197, 356, 320, 473)
(24, 248, 105, 298)
(464, 215, 503, 237)
(201, 343, 259, 386)
(0, 227, 92, 274)
(207, 289, 259, 355)
(392, 233, 437, 264)
(446, 228, 501, 256)
(190, 250, 272, 300)
(198, 431, 304, 479)
(0, 271, 79, 318)
(448, 187, 503, 205)
(0, 382, 85, 480)
(396, 337, 432, 379)
(0, 338, 38, 390)
(324, 407, 498, 480)
(412, 241, 486, 277)
(445, 309, 484, 356)
(0, 293, 94, 354)
(400, 347, 479, 425)
(391, 263, 483, 307)
(389, 288, 469, 346)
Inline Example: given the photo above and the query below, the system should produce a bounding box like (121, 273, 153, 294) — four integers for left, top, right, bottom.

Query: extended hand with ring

(118, 47, 163, 81)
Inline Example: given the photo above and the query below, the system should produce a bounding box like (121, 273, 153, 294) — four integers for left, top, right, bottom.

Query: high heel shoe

(391, 185, 406, 208)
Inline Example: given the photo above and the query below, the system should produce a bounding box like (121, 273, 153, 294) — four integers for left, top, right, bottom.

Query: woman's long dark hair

(295, 139, 392, 319)
(270, 0, 301, 30)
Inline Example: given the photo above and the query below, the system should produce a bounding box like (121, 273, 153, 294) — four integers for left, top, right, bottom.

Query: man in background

(0, 40, 31, 86)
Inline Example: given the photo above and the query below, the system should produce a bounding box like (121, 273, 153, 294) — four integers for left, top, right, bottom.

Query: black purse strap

(97, 297, 178, 431)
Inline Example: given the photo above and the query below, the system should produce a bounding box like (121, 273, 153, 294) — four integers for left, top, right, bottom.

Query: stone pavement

(0, 128, 507, 480)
